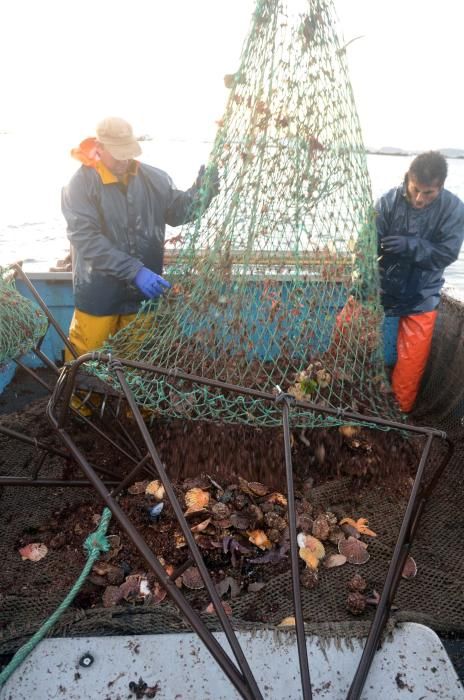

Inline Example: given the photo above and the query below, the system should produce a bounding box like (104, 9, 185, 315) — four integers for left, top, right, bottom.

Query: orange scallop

(184, 488, 210, 515)
(248, 529, 272, 550)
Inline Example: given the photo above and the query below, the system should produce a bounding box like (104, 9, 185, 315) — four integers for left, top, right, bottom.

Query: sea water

(1, 133, 463, 299)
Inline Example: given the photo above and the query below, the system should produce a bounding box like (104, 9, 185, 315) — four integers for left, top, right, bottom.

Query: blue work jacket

(375, 183, 464, 316)
(62, 162, 203, 315)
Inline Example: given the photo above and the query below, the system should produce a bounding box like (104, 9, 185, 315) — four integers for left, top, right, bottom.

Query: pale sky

(1, 0, 462, 151)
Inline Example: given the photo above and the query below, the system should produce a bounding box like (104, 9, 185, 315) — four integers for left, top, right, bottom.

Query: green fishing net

(94, 0, 394, 427)
(0, 269, 48, 364)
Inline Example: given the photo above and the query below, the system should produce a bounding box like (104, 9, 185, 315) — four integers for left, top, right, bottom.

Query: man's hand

(381, 235, 408, 254)
(133, 267, 171, 299)
(194, 163, 220, 197)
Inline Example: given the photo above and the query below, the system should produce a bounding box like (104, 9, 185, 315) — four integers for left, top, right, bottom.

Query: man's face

(97, 146, 131, 177)
(406, 175, 442, 209)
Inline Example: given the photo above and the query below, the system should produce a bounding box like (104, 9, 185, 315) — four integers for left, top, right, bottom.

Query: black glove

(381, 235, 408, 254)
(194, 163, 220, 198)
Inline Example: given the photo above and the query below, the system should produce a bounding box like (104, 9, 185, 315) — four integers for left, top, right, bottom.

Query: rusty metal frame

(43, 352, 452, 700)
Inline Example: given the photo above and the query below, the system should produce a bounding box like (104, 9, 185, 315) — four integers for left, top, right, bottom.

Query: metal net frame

(44, 352, 452, 700)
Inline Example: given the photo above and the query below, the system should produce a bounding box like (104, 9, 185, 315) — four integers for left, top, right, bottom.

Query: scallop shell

(266, 492, 288, 507)
(211, 502, 231, 520)
(297, 534, 325, 560)
(184, 488, 210, 515)
(338, 536, 370, 565)
(324, 553, 347, 568)
(182, 566, 204, 590)
(230, 513, 251, 530)
(128, 480, 149, 495)
(339, 425, 360, 439)
(401, 555, 417, 579)
(347, 573, 367, 592)
(174, 531, 187, 548)
(102, 585, 123, 608)
(204, 601, 232, 616)
(299, 548, 320, 570)
(316, 368, 331, 388)
(340, 522, 361, 539)
(278, 616, 296, 627)
(194, 535, 217, 550)
(190, 518, 211, 533)
(248, 529, 272, 550)
(145, 480, 165, 500)
(18, 543, 48, 562)
(152, 582, 168, 604)
(119, 575, 144, 601)
(300, 568, 319, 589)
(247, 481, 269, 497)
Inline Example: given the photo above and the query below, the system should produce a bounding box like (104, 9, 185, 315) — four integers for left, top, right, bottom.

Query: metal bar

(113, 365, 263, 700)
(100, 407, 144, 461)
(109, 453, 154, 498)
(76, 352, 446, 439)
(45, 408, 257, 700)
(31, 451, 47, 479)
(420, 438, 454, 500)
(12, 360, 141, 471)
(0, 477, 119, 487)
(51, 364, 143, 466)
(0, 425, 69, 458)
(33, 348, 61, 374)
(278, 393, 312, 699)
(13, 359, 54, 392)
(170, 558, 194, 581)
(346, 433, 435, 699)
(0, 423, 125, 482)
(11, 264, 78, 358)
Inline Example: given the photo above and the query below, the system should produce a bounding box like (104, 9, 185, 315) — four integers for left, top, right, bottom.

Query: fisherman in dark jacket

(376, 151, 464, 412)
(62, 116, 218, 358)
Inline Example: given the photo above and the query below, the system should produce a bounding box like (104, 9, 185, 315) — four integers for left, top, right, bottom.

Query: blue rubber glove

(133, 267, 171, 299)
(381, 236, 408, 254)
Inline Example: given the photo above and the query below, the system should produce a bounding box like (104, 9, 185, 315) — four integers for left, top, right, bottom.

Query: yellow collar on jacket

(95, 159, 139, 185)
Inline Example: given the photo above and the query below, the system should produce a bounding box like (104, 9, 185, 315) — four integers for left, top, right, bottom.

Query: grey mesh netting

(0, 269, 47, 363)
(92, 0, 395, 427)
(0, 396, 462, 655)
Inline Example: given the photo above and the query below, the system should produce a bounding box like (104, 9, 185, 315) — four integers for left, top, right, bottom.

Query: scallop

(185, 488, 210, 514)
(145, 480, 165, 500)
(324, 553, 347, 568)
(182, 566, 204, 590)
(401, 555, 417, 579)
(248, 529, 272, 550)
(338, 536, 370, 565)
(18, 543, 48, 562)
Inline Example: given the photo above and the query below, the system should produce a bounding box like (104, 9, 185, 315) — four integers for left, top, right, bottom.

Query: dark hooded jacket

(375, 182, 464, 316)
(62, 146, 208, 316)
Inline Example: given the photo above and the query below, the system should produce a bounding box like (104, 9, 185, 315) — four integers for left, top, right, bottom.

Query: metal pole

(346, 433, 434, 699)
(113, 364, 264, 700)
(277, 392, 313, 699)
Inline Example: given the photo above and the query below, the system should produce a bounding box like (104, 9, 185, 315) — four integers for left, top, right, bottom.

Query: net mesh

(1, 396, 462, 657)
(91, 0, 396, 428)
(0, 269, 48, 364)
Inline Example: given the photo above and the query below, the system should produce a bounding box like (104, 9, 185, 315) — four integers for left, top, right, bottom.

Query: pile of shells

(34, 472, 417, 616)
